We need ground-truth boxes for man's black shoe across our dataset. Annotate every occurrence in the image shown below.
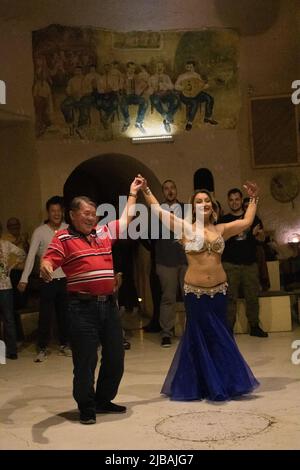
[80,413,96,425]
[163,119,171,133]
[123,339,131,350]
[101,117,109,130]
[135,122,146,134]
[6,353,18,360]
[250,326,268,337]
[121,122,130,133]
[204,118,218,125]
[185,122,192,131]
[96,402,127,414]
[161,337,171,348]
[75,128,84,139]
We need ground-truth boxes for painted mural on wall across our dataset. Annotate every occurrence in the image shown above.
[32,25,240,141]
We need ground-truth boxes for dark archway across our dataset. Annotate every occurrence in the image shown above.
[63,153,162,320]
[193,168,215,193]
[214,0,280,36]
[63,153,162,213]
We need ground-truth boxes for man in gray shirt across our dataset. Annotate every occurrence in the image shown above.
[18,196,71,361]
[155,180,187,347]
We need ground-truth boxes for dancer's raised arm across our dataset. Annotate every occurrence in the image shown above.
[138,174,193,239]
[118,175,144,232]
[218,181,260,240]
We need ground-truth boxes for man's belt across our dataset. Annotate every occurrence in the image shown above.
[69,292,113,302]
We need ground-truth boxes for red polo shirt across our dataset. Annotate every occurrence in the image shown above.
[43,221,119,295]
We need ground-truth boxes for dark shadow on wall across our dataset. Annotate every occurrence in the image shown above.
[214,0,281,36]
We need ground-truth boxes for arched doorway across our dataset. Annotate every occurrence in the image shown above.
[63,153,162,320]
[64,153,162,209]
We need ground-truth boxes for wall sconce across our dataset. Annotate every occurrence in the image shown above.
[288,233,300,256]
[131,135,174,144]
[288,233,300,244]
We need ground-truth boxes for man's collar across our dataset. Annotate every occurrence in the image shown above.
[230,210,244,216]
[68,225,97,237]
[164,199,179,206]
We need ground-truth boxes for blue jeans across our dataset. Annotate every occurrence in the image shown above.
[38,279,69,349]
[61,96,89,128]
[120,94,148,124]
[68,297,124,415]
[180,91,214,122]
[93,91,119,121]
[0,289,17,355]
[150,92,180,123]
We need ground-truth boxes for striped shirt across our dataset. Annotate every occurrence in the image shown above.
[43,221,119,295]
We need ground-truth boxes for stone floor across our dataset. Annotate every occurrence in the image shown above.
[0,314,300,450]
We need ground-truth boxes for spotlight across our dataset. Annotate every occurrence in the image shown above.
[131,135,174,144]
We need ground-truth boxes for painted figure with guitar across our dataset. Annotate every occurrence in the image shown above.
[175,60,218,131]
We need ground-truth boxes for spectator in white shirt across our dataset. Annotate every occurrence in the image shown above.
[18,196,71,362]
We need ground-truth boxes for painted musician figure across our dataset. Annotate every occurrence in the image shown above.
[119,61,149,135]
[175,60,218,131]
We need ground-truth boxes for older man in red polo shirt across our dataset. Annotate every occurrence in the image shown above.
[41,176,143,424]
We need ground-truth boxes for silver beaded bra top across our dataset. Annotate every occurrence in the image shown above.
[184,234,225,255]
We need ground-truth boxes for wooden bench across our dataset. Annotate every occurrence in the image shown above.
[234,291,292,334]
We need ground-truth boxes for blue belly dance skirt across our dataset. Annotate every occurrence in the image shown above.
[161,282,259,401]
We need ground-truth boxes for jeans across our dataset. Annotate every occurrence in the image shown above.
[10,269,27,340]
[0,289,17,355]
[68,297,124,415]
[93,91,119,121]
[180,91,214,121]
[156,264,187,338]
[119,94,148,124]
[38,279,69,349]
[61,96,89,128]
[150,92,180,122]
[223,262,260,329]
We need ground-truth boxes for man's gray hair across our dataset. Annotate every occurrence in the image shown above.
[70,196,97,211]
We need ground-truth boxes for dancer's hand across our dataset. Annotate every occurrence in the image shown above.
[243,181,259,198]
[130,176,144,194]
[137,174,148,191]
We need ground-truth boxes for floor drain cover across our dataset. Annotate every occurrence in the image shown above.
[156,410,272,442]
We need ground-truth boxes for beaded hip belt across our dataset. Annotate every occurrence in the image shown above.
[184,282,228,299]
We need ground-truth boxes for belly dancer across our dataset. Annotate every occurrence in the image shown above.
[139,176,259,401]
